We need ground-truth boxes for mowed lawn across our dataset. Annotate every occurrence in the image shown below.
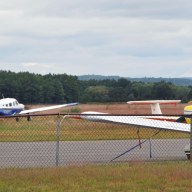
[0,161,191,192]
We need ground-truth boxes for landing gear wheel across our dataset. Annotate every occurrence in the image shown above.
[27,115,32,121]
[186,154,190,160]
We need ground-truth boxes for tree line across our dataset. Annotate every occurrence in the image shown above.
[0,70,192,104]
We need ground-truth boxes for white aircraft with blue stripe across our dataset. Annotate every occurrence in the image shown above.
[0,97,78,116]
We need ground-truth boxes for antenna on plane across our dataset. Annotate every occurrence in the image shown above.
[2,94,4,98]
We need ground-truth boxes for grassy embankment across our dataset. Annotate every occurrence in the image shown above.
[0,161,191,192]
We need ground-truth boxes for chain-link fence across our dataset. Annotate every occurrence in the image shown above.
[0,114,191,168]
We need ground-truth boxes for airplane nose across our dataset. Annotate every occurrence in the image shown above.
[20,104,25,110]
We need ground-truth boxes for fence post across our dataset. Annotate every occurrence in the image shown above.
[190,116,192,162]
[56,115,61,166]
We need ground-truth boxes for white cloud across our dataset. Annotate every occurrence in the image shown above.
[0,0,192,77]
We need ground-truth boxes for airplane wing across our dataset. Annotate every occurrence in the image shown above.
[19,102,78,114]
[79,112,190,133]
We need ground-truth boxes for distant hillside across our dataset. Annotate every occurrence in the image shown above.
[128,77,192,86]
[78,75,120,81]
[78,75,192,86]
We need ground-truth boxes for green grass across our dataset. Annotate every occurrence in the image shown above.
[0,161,191,192]
[0,116,189,142]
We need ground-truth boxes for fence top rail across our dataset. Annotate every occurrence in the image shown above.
[0,113,192,119]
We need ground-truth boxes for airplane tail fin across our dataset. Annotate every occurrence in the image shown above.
[150,103,162,114]
[127,100,181,115]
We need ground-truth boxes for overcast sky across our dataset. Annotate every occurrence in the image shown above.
[0,0,192,77]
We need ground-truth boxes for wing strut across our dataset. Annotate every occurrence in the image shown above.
[137,128,141,148]
[110,130,161,162]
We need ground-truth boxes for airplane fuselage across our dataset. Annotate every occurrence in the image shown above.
[0,98,24,116]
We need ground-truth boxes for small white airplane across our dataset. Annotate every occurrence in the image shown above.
[0,97,78,116]
[76,100,191,159]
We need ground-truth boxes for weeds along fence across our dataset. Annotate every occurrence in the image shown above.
[0,113,191,168]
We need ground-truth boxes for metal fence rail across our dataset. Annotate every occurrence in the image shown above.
[0,114,191,168]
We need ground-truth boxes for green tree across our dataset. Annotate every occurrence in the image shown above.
[152,81,175,99]
[82,85,109,102]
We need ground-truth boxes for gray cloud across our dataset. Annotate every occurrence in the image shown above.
[0,0,192,77]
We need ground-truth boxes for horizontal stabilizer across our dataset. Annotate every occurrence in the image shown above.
[127,100,181,114]
[127,100,181,105]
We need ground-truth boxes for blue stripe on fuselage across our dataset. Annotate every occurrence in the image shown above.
[0,108,23,116]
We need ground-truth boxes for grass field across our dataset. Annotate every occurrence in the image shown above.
[0,115,189,142]
[0,161,191,192]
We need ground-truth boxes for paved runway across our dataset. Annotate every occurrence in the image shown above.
[0,139,189,168]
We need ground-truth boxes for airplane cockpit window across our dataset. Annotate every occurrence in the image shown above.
[9,103,12,107]
[16,101,19,105]
[6,104,8,107]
